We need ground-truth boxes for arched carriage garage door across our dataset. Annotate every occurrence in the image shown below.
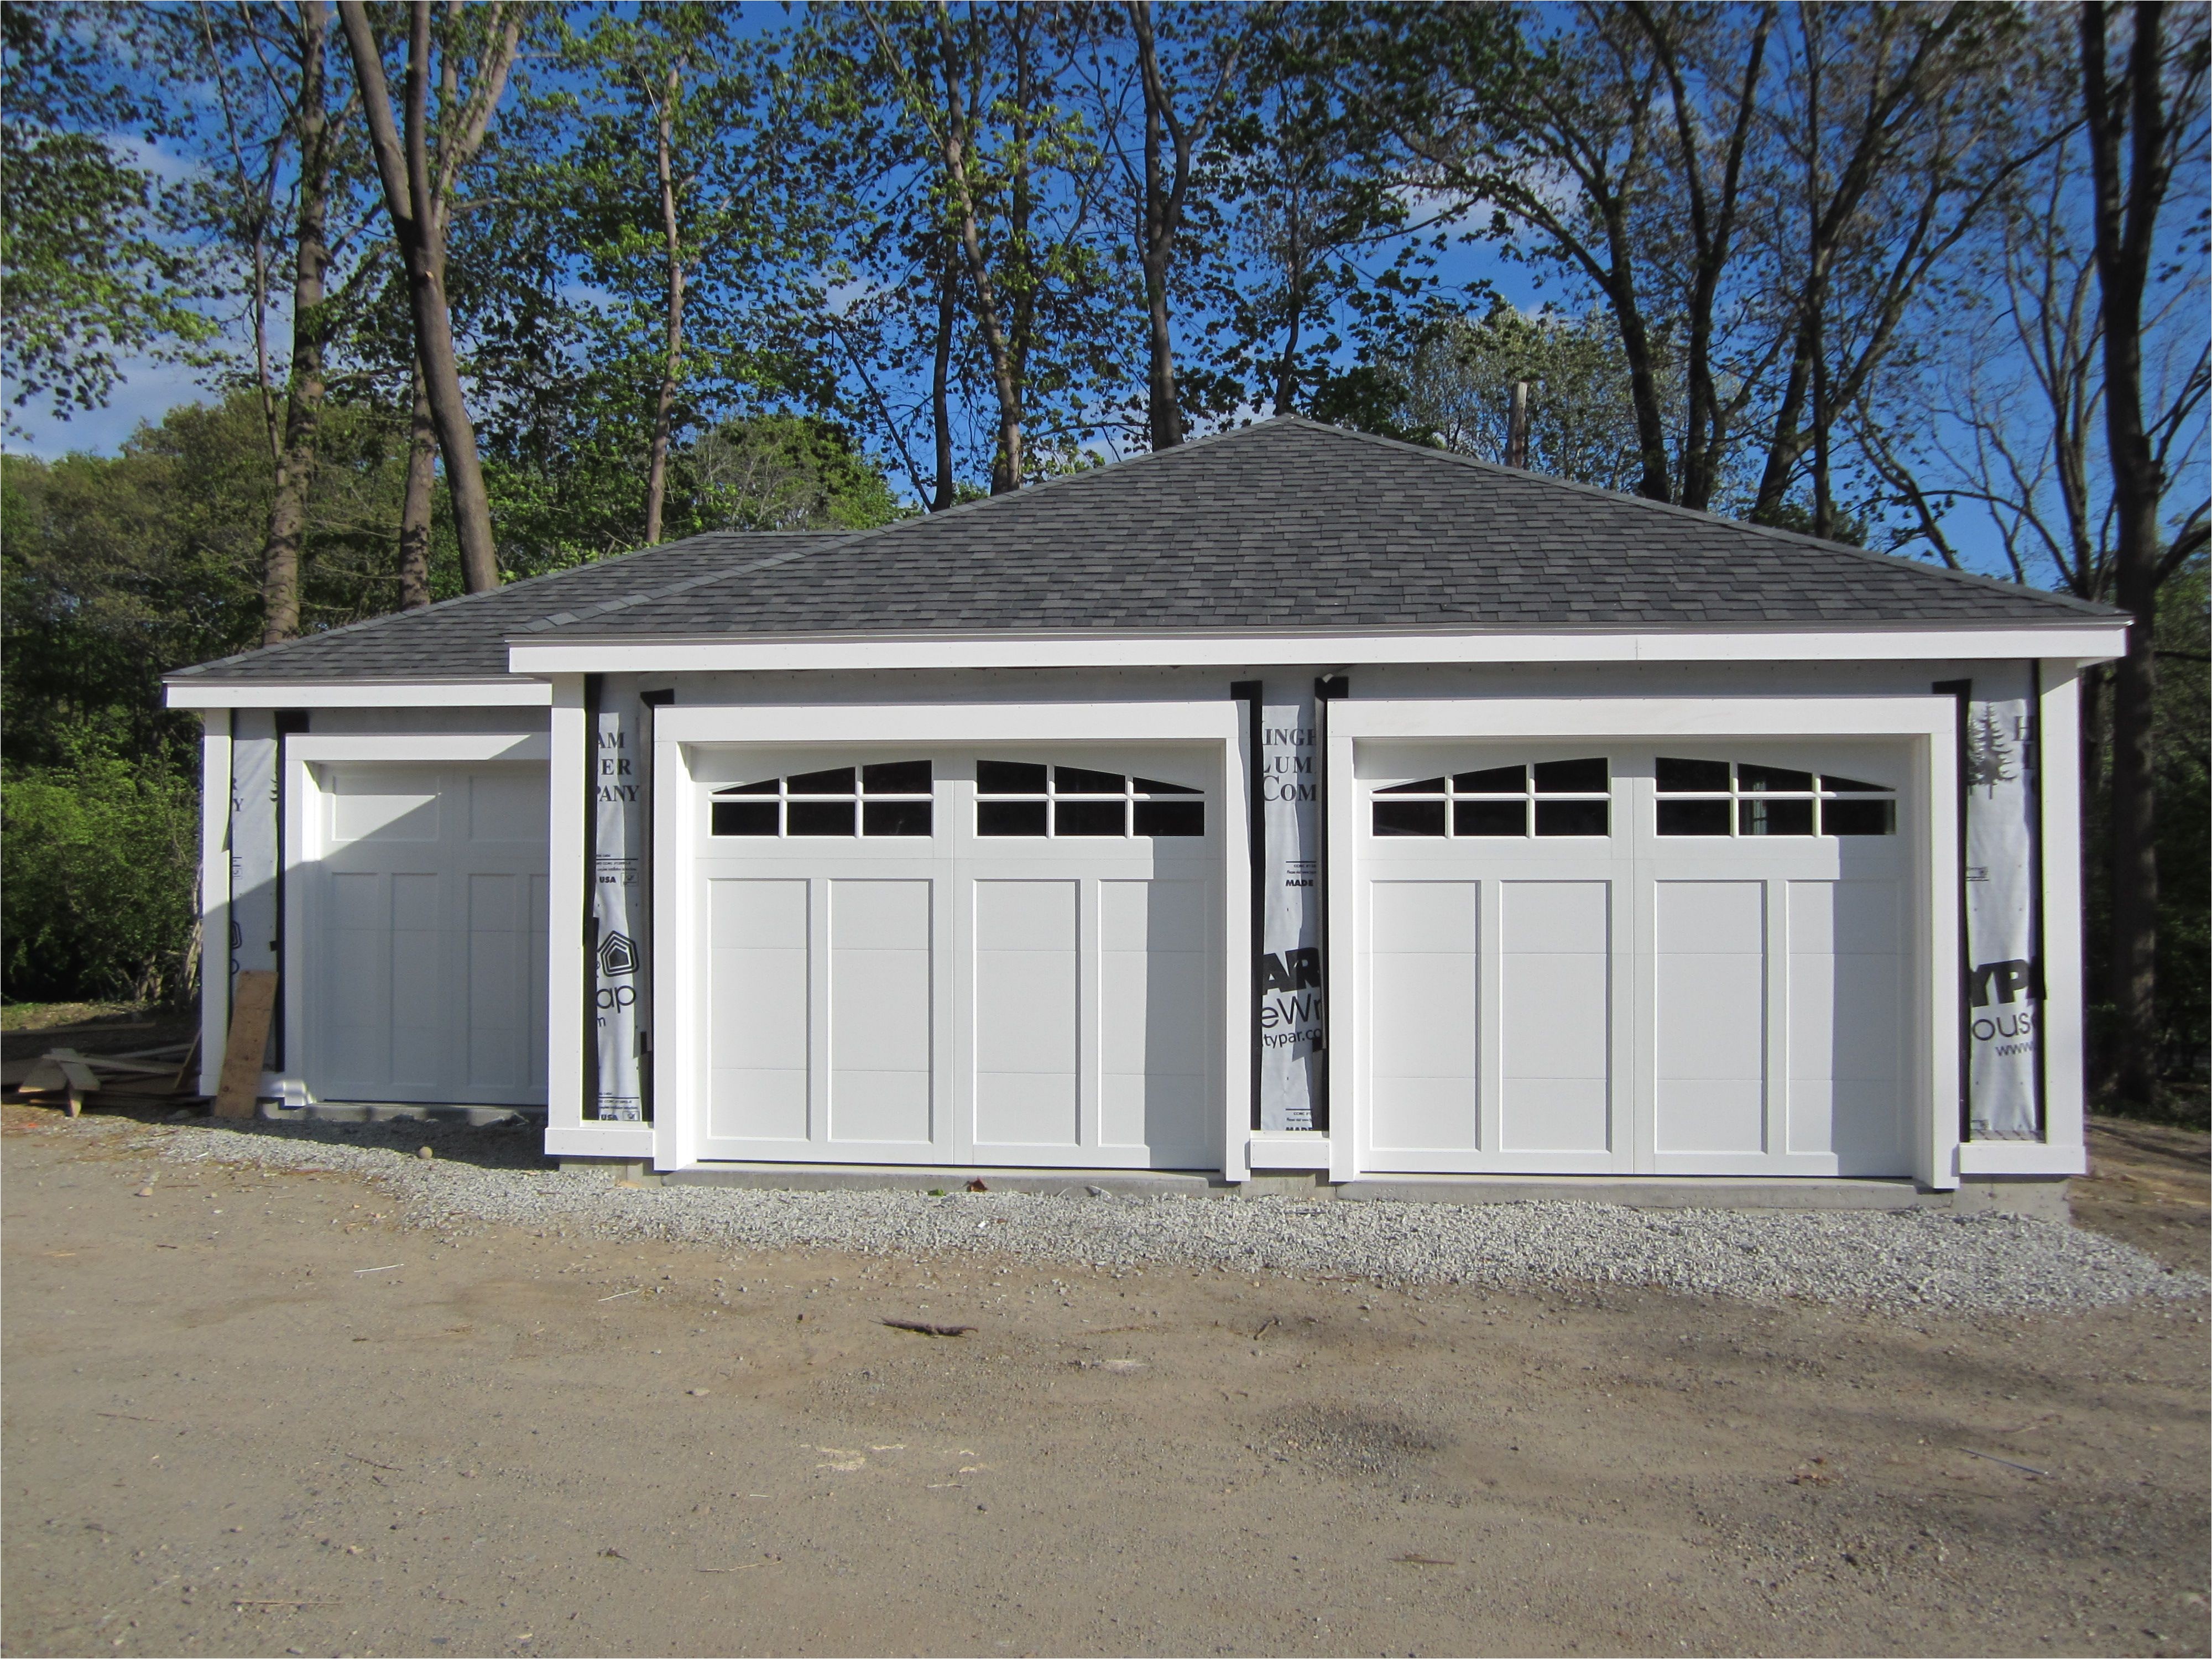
[691,749,1224,1170]
[1355,743,1914,1177]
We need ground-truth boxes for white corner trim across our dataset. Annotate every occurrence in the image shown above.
[285,732,549,764]
[165,679,553,711]
[1249,1132,1332,1170]
[197,714,233,1098]
[507,625,2126,677]
[1957,1141,2086,1177]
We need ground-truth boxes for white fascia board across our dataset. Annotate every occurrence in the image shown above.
[506,625,2125,677]
[655,698,1240,745]
[286,732,550,763]
[164,678,553,711]
[1331,693,1953,740]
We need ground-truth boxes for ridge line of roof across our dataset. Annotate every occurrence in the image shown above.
[1287,418,2118,619]
[165,531,844,679]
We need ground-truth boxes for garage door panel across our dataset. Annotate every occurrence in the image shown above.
[830,1070,933,1145]
[1501,879,1609,950]
[388,872,445,1089]
[1100,877,1207,953]
[325,870,392,1084]
[1657,1079,1764,1154]
[976,1073,1078,1147]
[1788,1079,1905,1171]
[1369,950,1477,1079]
[1370,877,1480,953]
[711,1067,807,1142]
[1372,1074,1478,1152]
[708,877,812,1140]
[330,768,440,842]
[1498,1078,1610,1152]
[466,872,533,1089]
[1499,954,1608,1079]
[1789,877,1901,956]
[469,770,546,842]
[1102,945,1207,1077]
[1101,1073,1208,1160]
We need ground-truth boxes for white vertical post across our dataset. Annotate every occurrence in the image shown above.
[198,711,233,1098]
[2037,662,2086,1157]
[651,724,696,1171]
[1220,726,1253,1182]
[1922,723,1963,1190]
[546,675,588,1140]
[1326,726,1359,1184]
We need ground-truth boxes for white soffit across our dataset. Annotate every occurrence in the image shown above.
[165,679,554,711]
[506,626,2126,677]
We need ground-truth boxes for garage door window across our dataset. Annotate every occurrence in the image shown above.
[1655,758,1896,837]
[975,761,1205,838]
[712,762,934,838]
[1372,758,1611,838]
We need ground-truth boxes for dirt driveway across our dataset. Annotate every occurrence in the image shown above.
[3,1106,2205,1659]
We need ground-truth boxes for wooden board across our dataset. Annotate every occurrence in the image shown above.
[213,971,278,1120]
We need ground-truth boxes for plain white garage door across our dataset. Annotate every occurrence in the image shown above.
[305,763,550,1105]
[692,749,1222,1169]
[1357,743,1913,1177]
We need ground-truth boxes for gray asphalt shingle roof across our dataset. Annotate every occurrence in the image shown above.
[166,532,846,682]
[173,419,2111,684]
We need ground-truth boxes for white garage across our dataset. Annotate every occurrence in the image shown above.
[169,417,2116,1207]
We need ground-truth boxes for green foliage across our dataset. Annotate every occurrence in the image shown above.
[0,4,214,431]
[2,735,201,1005]
[684,415,902,533]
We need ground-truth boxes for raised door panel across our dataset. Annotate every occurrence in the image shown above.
[1098,878,1209,1160]
[973,879,1079,1149]
[1497,880,1611,1154]
[707,878,810,1142]
[465,872,534,1091]
[1367,880,1480,1154]
[1652,879,1767,1156]
[1786,878,1907,1173]
[827,879,934,1145]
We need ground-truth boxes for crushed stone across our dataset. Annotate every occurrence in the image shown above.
[88,1115,2211,1314]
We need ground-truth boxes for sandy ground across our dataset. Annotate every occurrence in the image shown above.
[3,1105,2205,1659]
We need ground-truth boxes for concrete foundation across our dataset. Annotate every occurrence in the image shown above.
[255,1101,535,1129]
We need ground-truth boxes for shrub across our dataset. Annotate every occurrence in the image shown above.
[2,744,199,1005]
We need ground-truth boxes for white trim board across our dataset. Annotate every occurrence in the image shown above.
[166,679,553,711]
[510,626,2125,677]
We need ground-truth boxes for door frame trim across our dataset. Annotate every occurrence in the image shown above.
[1326,696,1960,1188]
[652,699,1253,1177]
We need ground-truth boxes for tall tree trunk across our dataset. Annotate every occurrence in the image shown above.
[929,231,957,512]
[643,64,685,548]
[925,6,1024,494]
[1128,0,1225,451]
[338,0,513,594]
[2081,0,2174,1110]
[398,363,436,609]
[258,0,334,647]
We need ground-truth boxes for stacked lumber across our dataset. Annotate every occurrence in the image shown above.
[13,1040,200,1117]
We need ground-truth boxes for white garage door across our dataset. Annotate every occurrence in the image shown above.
[305,764,549,1105]
[1357,744,1912,1177]
[692,750,1222,1169]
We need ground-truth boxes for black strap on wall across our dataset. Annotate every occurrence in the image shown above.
[1311,674,1349,1134]
[1230,679,1263,1132]
[1932,678,1973,1140]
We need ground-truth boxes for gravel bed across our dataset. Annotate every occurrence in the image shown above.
[124,1118,2206,1314]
